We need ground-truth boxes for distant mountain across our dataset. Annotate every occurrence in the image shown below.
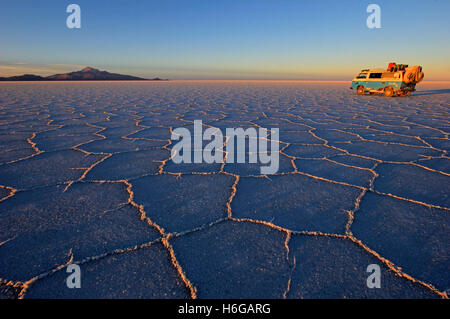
[0,74,45,81]
[0,67,166,81]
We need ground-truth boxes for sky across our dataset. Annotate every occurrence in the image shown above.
[1,0,449,80]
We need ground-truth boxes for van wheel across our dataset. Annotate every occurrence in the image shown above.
[357,86,365,95]
[384,86,394,97]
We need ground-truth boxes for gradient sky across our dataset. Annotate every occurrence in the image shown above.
[1,0,449,80]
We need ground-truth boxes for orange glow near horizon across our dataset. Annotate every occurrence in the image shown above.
[1,62,449,81]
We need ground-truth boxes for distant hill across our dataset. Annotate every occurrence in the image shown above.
[0,74,45,81]
[0,67,166,81]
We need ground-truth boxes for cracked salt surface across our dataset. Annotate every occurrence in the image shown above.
[0,81,448,299]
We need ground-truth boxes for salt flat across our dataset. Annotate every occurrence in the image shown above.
[0,81,448,299]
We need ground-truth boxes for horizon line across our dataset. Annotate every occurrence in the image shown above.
[1,79,450,83]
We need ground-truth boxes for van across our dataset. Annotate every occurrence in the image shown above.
[351,65,423,97]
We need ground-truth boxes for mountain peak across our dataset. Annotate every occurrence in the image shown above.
[81,67,99,72]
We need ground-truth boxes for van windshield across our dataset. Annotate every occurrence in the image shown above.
[356,73,367,79]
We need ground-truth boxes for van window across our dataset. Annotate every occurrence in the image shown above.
[382,72,395,78]
[369,73,382,79]
[356,73,367,79]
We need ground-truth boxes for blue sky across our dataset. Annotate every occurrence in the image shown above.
[1,0,449,79]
